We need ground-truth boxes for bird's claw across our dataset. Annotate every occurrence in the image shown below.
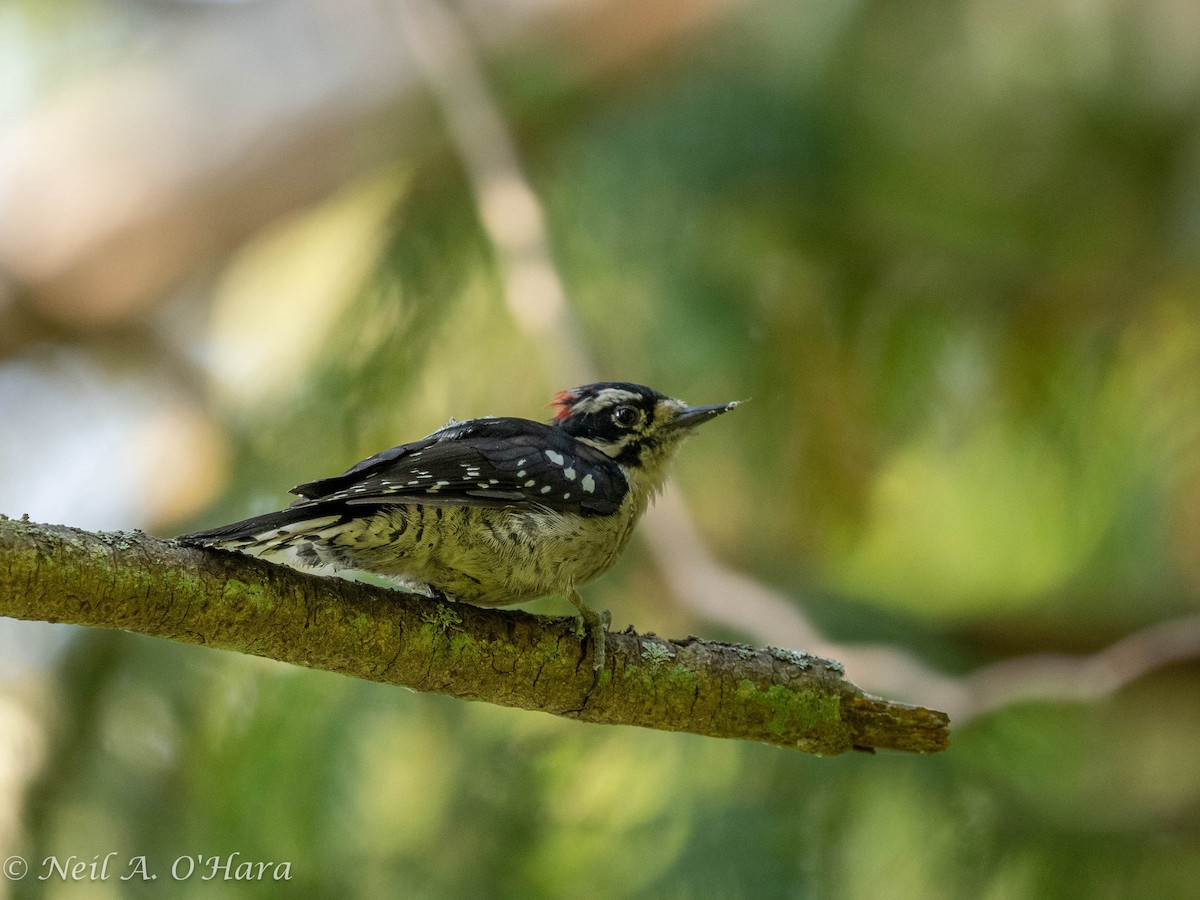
[569,591,609,672]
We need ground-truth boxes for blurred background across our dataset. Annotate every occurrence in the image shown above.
[3,0,1200,896]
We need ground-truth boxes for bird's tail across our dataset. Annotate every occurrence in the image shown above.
[177,508,348,560]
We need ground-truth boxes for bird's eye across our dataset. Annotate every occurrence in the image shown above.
[612,405,640,428]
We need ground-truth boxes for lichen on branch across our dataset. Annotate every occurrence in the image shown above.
[0,517,949,755]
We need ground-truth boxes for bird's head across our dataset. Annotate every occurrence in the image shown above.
[549,382,738,491]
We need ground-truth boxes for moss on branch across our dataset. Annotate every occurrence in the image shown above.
[0,517,948,754]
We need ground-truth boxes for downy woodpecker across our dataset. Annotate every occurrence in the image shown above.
[179,382,738,671]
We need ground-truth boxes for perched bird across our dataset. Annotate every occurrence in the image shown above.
[179,382,737,670]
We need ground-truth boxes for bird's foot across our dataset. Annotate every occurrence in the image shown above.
[426,585,453,603]
[568,590,610,672]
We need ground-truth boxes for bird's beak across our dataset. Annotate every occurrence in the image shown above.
[667,400,740,430]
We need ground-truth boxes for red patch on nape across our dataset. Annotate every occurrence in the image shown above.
[548,389,577,421]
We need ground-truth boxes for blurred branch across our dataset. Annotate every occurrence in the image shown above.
[955,614,1200,720]
[0,517,948,755]
[399,0,598,379]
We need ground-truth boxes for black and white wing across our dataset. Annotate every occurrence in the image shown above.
[287,417,626,517]
[179,417,626,548]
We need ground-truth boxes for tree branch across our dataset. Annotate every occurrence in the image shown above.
[0,517,948,755]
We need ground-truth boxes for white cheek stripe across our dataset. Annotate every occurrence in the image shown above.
[577,432,638,458]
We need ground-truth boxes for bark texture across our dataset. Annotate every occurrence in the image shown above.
[0,517,948,754]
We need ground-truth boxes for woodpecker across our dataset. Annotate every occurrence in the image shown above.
[179,382,737,671]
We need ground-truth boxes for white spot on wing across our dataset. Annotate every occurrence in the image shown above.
[540,485,552,494]
[563,467,576,480]
[544,450,565,466]
[581,474,596,494]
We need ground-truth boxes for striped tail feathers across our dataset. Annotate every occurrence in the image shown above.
[177,508,346,554]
